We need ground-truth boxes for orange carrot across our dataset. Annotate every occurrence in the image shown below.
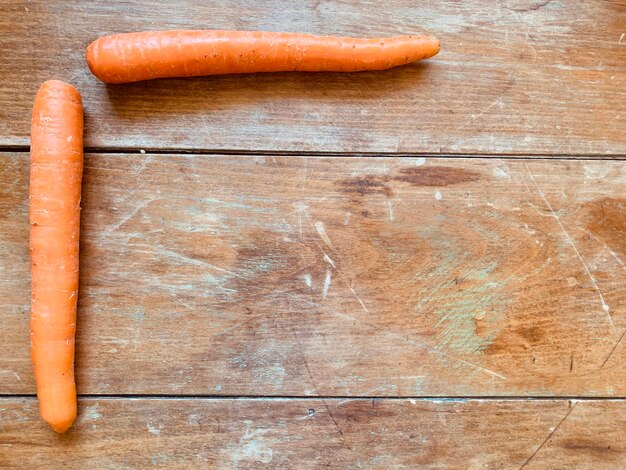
[30,80,83,433]
[86,30,440,84]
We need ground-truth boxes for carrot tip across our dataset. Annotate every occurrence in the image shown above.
[48,417,75,434]
[36,80,83,106]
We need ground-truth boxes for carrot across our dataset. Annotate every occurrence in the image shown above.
[86,30,440,84]
[30,80,83,433]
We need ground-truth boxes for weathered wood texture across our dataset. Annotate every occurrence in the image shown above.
[1,398,624,469]
[1,0,624,154]
[2,154,624,395]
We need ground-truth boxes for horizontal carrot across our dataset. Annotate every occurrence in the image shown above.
[30,80,83,433]
[86,30,440,84]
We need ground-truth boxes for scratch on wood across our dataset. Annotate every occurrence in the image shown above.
[524,163,617,336]
[153,246,240,277]
[301,207,334,267]
[599,329,626,370]
[320,401,352,454]
[303,203,374,316]
[332,310,507,381]
[290,326,349,449]
[290,326,319,395]
[301,157,308,195]
[208,322,248,342]
[519,402,577,469]
[296,160,309,241]
[96,197,160,242]
[457,96,505,132]
[131,154,154,176]
[521,171,534,195]
[570,225,625,271]
[349,286,369,314]
[507,0,553,12]
[200,115,210,137]
[324,403,344,437]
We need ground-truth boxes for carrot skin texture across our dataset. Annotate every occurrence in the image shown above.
[86,30,441,84]
[30,80,83,433]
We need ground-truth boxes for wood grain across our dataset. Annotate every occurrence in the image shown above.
[1,153,624,396]
[1,398,624,469]
[1,0,624,154]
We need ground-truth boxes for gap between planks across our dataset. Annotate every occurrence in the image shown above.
[1,146,626,160]
[2,395,625,401]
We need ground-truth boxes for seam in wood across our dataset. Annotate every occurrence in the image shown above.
[2,395,626,400]
[3,146,626,160]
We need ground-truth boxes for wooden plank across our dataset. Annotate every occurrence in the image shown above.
[1,0,624,154]
[1,153,624,395]
[1,398,624,469]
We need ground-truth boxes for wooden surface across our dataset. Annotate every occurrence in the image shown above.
[1,154,625,397]
[1,0,626,468]
[2,398,625,469]
[0,0,625,154]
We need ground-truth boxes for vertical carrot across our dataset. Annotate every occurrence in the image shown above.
[30,80,83,433]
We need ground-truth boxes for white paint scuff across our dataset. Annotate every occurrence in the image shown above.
[147,422,161,436]
[231,423,275,469]
[84,404,102,421]
[323,253,336,268]
[434,191,442,201]
[584,164,611,180]
[493,166,510,180]
[314,221,333,249]
[322,268,332,299]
